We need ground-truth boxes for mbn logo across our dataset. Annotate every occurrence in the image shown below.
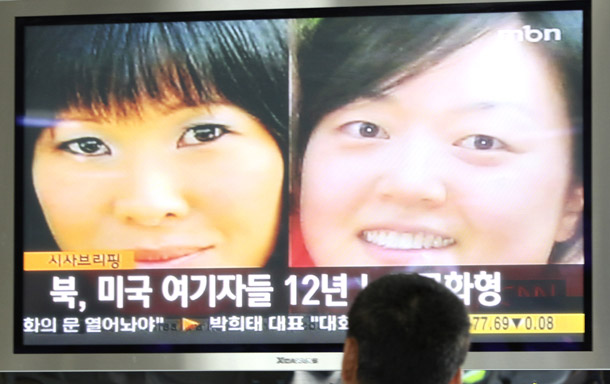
[498,25,562,42]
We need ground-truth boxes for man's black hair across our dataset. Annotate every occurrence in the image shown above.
[347,274,470,384]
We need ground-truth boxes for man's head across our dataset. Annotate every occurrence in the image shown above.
[342,274,470,384]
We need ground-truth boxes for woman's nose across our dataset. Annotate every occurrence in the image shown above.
[376,136,448,207]
[113,158,190,226]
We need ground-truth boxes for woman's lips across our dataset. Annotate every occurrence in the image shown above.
[134,247,211,262]
[360,230,455,250]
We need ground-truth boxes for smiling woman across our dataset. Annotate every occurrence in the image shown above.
[294,11,584,266]
[23,20,288,268]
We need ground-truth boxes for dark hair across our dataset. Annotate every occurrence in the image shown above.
[347,273,470,384]
[25,19,288,143]
[22,19,289,258]
[297,11,584,262]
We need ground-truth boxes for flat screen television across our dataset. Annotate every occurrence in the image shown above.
[0,0,608,372]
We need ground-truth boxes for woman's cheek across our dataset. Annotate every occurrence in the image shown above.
[182,141,283,266]
[450,157,565,264]
[300,142,379,266]
[302,149,360,232]
[34,158,116,250]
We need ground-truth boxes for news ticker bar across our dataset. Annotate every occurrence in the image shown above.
[469,313,584,334]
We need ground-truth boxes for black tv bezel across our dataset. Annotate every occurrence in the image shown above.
[13,0,592,355]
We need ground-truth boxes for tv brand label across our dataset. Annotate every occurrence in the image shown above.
[276,357,319,364]
[498,25,562,42]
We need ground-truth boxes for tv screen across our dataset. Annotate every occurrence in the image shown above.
[1,0,608,372]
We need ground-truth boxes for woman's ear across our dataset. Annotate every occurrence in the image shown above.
[341,337,359,384]
[555,185,584,242]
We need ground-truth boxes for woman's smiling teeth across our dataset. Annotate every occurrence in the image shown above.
[362,230,456,250]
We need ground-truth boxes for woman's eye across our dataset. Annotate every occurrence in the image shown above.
[455,134,506,150]
[178,124,228,147]
[340,121,389,139]
[58,137,111,156]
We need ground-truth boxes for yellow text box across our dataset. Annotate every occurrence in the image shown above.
[469,313,584,334]
[24,251,135,271]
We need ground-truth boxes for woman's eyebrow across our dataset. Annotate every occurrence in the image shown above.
[364,94,538,118]
[40,118,94,140]
[456,101,533,113]
[449,101,539,123]
[452,102,576,141]
[59,116,97,124]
